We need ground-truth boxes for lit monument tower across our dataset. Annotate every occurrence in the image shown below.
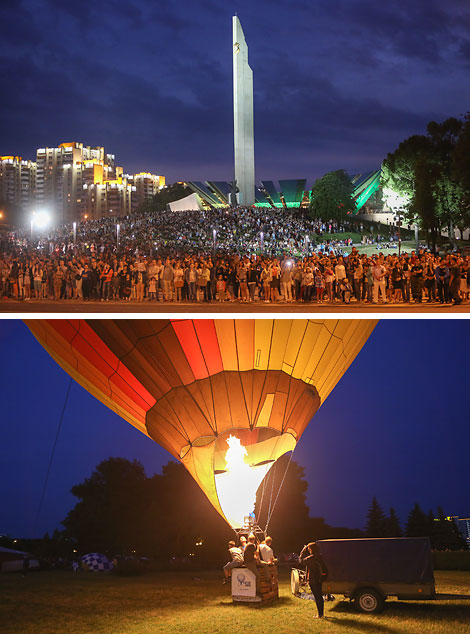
[233,16,255,206]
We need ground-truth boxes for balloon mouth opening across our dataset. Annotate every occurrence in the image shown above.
[180,427,296,529]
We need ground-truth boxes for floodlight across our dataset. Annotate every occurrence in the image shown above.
[33,210,51,229]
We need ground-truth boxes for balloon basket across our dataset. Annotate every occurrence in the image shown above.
[231,564,279,604]
[258,564,279,602]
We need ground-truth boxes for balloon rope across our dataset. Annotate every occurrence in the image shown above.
[265,461,277,533]
[258,464,270,526]
[34,377,73,536]
[265,450,295,534]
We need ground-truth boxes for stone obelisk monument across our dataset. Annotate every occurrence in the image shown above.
[233,16,255,206]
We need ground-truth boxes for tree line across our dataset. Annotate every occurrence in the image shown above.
[27,456,360,563]
[8,458,464,564]
[366,496,466,550]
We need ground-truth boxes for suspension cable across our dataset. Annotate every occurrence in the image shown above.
[34,377,73,535]
[265,449,295,534]
[257,462,270,527]
[264,460,277,533]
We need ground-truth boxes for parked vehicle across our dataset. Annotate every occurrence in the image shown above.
[291,537,470,613]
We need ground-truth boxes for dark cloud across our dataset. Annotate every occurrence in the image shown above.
[1,0,469,182]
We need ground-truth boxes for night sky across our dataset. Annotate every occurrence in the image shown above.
[1,1,469,183]
[0,319,468,539]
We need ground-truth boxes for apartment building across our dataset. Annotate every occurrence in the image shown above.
[35,142,117,224]
[128,172,166,208]
[1,141,165,225]
[0,156,36,218]
[84,178,135,219]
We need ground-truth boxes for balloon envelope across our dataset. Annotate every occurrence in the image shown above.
[26,319,377,527]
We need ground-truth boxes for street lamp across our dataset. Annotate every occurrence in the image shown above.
[73,221,77,245]
[212,228,217,253]
[116,223,120,249]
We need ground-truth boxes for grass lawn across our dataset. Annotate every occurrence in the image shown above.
[1,569,470,634]
[353,240,417,256]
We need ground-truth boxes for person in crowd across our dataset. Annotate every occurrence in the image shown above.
[372,257,387,304]
[410,257,424,303]
[173,262,184,301]
[243,534,264,594]
[148,276,157,301]
[216,275,226,301]
[259,536,277,564]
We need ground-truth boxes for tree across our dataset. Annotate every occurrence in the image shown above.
[309,170,355,220]
[141,461,232,563]
[405,503,430,537]
[62,457,232,563]
[62,457,149,554]
[382,117,469,248]
[451,113,470,237]
[365,497,387,537]
[383,507,402,537]
[136,183,191,213]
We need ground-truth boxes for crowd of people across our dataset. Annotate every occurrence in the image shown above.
[3,206,356,258]
[0,208,468,306]
[0,248,467,306]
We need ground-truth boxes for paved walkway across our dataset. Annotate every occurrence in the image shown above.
[1,298,469,313]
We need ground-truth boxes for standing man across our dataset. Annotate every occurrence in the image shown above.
[449,256,462,305]
[410,258,424,303]
[372,257,387,304]
[299,542,328,619]
[334,256,346,300]
[280,262,293,302]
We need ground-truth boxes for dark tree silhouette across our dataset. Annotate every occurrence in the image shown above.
[384,507,402,537]
[406,503,430,537]
[365,497,387,537]
[62,457,149,554]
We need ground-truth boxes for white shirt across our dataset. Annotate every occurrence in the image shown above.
[259,543,274,563]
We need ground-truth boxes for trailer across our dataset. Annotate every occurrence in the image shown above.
[291,537,470,613]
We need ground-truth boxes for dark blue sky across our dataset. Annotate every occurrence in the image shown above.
[1,0,469,183]
[0,319,468,539]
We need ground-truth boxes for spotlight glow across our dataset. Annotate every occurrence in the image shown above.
[382,187,410,211]
[33,210,51,229]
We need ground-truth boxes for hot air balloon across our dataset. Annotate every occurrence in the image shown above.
[26,319,376,529]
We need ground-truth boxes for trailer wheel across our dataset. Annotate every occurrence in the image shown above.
[354,588,384,613]
[290,569,300,595]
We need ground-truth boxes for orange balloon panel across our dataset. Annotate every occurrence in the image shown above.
[26,319,377,525]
